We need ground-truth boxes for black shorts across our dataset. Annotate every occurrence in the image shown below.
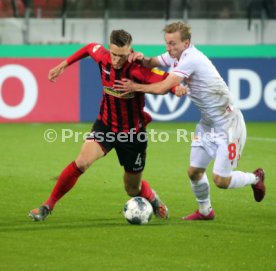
[87,120,147,173]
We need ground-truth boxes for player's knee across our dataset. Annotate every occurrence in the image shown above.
[188,167,204,181]
[212,174,229,189]
[75,157,92,172]
[125,185,140,197]
[126,190,139,197]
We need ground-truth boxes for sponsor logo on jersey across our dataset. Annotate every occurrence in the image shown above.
[103,86,135,99]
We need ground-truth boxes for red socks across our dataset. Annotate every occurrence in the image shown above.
[139,180,155,202]
[44,165,154,210]
[44,161,83,210]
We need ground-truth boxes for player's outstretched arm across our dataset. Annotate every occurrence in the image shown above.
[48,60,69,82]
[114,73,183,95]
[48,44,92,83]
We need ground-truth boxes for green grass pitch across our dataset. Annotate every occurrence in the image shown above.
[0,122,276,271]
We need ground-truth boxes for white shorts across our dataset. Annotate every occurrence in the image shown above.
[190,110,246,177]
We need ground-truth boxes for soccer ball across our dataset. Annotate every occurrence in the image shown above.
[123,197,153,225]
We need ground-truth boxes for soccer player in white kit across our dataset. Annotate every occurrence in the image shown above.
[114,21,266,220]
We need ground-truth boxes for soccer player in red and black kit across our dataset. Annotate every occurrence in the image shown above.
[29,29,169,221]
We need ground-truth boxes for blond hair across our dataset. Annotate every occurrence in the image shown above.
[163,21,191,41]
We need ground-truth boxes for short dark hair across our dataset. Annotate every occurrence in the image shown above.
[110,29,132,47]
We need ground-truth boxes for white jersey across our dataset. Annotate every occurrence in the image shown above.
[158,45,235,125]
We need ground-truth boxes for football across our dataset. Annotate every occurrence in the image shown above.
[123,197,153,225]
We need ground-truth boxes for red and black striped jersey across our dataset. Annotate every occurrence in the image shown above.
[66,43,168,133]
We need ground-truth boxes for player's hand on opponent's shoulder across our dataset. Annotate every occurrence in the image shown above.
[172,85,189,97]
[128,52,144,63]
[48,60,68,82]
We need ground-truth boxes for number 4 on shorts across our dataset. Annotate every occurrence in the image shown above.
[135,153,142,166]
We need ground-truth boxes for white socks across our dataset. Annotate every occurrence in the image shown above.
[190,173,212,216]
[190,171,257,215]
[228,171,257,189]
